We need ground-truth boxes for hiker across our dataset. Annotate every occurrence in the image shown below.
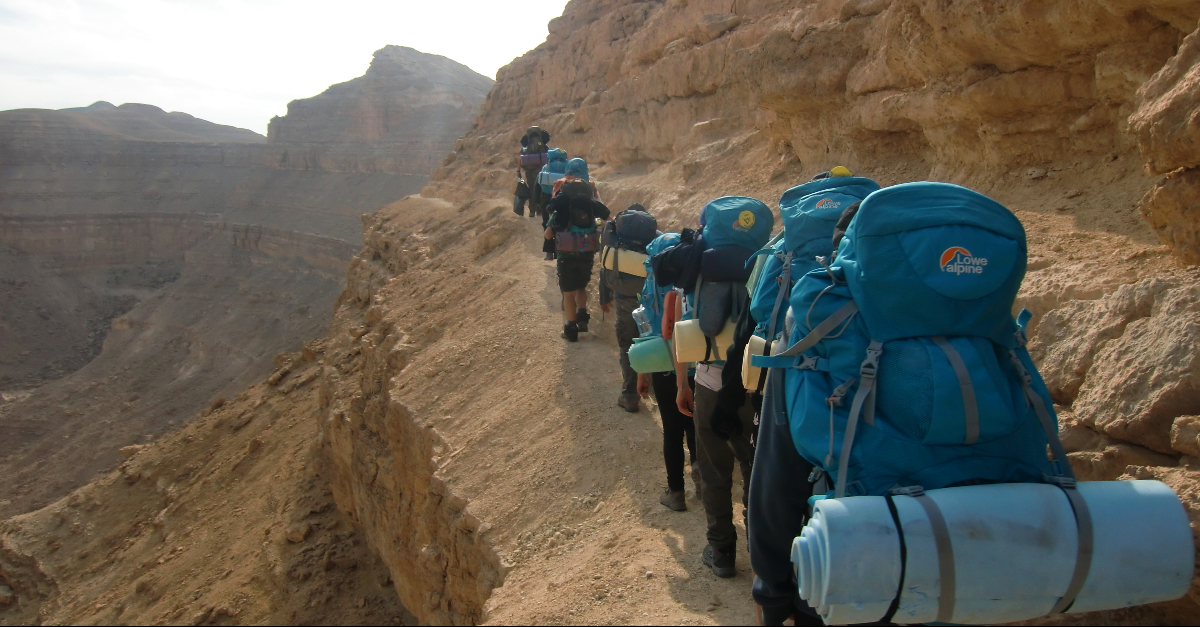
[746,182,1084,625]
[701,170,877,625]
[633,232,701,511]
[651,196,774,578]
[544,168,609,341]
[515,126,551,219]
[599,204,659,412]
[715,169,877,451]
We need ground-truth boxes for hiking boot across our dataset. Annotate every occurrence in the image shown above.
[575,309,590,333]
[544,252,555,261]
[659,489,686,512]
[691,465,703,500]
[617,394,640,413]
[562,322,579,342]
[702,544,736,579]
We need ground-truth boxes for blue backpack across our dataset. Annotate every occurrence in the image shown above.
[537,148,569,194]
[638,233,681,337]
[753,182,1073,499]
[748,176,881,346]
[689,197,774,344]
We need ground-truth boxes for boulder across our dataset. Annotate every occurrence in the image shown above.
[1071,284,1200,453]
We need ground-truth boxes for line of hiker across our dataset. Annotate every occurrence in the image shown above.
[513,130,1195,625]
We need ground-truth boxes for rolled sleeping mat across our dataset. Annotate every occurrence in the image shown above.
[740,334,774,390]
[673,318,735,363]
[628,336,675,374]
[791,481,1193,625]
[601,247,649,277]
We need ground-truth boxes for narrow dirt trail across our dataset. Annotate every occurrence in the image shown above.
[475,214,761,625]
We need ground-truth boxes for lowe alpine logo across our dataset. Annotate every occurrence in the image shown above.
[815,198,842,210]
[940,247,988,274]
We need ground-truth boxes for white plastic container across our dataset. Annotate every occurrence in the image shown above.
[792,481,1193,625]
[673,318,735,363]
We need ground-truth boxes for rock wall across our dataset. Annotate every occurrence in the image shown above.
[1132,24,1200,263]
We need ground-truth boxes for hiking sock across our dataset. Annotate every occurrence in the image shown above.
[576,309,590,333]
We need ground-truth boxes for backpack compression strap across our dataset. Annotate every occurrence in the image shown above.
[750,300,859,369]
[1007,345,1093,614]
[833,340,881,498]
[754,252,793,393]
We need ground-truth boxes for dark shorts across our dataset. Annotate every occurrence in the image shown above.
[556,252,594,292]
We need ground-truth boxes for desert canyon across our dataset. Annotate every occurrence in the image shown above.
[3,0,1200,626]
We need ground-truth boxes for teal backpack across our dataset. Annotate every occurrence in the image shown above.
[688,197,774,349]
[752,182,1073,499]
[537,148,569,194]
[748,176,881,353]
[637,232,682,337]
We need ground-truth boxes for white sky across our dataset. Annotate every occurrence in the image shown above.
[0,0,570,134]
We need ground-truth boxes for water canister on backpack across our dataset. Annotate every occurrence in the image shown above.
[632,305,653,336]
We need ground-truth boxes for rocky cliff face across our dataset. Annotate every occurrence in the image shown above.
[269,46,493,175]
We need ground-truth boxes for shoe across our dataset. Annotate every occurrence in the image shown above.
[702,544,736,579]
[617,394,640,413]
[561,322,578,342]
[544,252,555,261]
[659,489,686,512]
[691,465,703,500]
[575,309,590,333]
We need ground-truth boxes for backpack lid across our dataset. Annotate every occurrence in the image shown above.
[833,182,1027,345]
[614,208,658,252]
[778,176,881,256]
[699,196,774,252]
[565,158,590,181]
[547,147,567,162]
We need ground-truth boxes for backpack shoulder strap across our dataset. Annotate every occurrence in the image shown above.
[751,300,858,369]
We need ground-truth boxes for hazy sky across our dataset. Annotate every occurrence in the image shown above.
[0,0,570,134]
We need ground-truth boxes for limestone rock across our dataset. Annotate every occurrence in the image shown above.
[1130,22,1200,263]
[1071,284,1200,453]
[1138,168,1200,265]
[1030,278,1177,404]
[0,583,13,606]
[1172,416,1200,456]
[285,523,311,543]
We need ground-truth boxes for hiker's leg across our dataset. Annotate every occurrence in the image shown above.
[729,395,758,510]
[616,296,639,399]
[654,372,688,492]
[575,288,589,312]
[694,383,738,551]
[562,291,578,322]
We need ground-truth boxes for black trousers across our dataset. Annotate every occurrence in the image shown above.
[653,372,697,492]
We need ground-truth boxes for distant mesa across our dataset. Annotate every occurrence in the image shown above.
[267,45,493,174]
[1,99,265,143]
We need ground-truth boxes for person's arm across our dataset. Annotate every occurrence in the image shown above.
[712,297,755,439]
